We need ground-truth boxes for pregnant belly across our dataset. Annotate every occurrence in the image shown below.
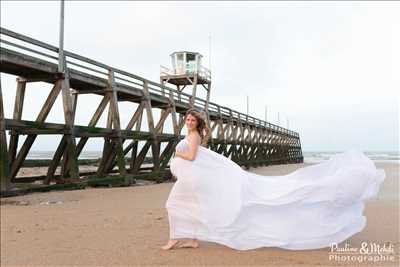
[170,157,181,177]
[170,156,193,179]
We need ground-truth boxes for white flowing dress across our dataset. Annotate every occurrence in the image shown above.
[165,137,386,250]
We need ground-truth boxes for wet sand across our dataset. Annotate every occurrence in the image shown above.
[1,161,399,266]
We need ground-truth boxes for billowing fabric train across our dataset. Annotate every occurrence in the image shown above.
[165,137,385,250]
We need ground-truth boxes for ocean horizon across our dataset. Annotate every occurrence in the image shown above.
[23,150,400,164]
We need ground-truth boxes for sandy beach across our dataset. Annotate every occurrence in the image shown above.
[1,161,399,266]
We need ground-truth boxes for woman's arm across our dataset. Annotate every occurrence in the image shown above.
[175,134,201,161]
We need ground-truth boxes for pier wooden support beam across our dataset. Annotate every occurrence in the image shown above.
[97,70,126,177]
[96,98,116,176]
[169,90,179,136]
[60,72,80,180]
[43,66,81,184]
[189,75,197,107]
[8,79,25,164]
[45,135,68,184]
[0,79,11,191]
[142,81,160,172]
[129,103,144,173]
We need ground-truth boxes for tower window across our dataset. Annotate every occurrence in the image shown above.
[186,53,196,62]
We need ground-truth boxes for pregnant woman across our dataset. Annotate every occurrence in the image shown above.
[161,108,385,250]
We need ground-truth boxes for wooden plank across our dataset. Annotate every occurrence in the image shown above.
[131,142,151,174]
[97,100,114,176]
[126,102,144,131]
[143,81,160,172]
[126,103,145,144]
[44,135,67,184]
[76,94,110,155]
[0,79,11,191]
[130,106,143,172]
[159,140,175,168]
[60,91,78,178]
[60,69,79,179]
[190,75,198,107]
[4,119,175,140]
[169,90,178,135]
[104,70,126,175]
[8,80,26,163]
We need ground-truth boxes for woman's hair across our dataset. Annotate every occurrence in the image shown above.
[184,108,211,146]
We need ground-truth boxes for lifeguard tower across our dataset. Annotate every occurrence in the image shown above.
[160,51,211,111]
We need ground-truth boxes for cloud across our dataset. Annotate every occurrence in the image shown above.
[1,1,398,152]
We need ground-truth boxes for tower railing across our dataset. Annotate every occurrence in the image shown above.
[160,64,211,82]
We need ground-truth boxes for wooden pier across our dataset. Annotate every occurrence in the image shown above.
[0,27,303,195]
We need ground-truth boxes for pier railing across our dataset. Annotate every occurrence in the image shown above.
[0,27,298,137]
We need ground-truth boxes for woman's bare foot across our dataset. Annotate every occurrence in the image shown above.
[161,239,180,250]
[177,239,199,248]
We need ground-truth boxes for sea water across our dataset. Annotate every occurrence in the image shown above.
[25,150,400,164]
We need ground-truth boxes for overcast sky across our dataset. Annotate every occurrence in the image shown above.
[1,1,399,152]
